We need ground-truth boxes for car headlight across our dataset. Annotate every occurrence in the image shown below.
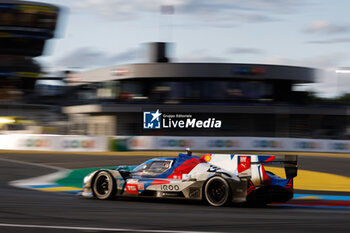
[83,173,93,184]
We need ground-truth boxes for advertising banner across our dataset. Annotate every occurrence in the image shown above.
[1,134,350,153]
[58,135,107,152]
[122,136,350,153]
[0,134,107,152]
[0,134,57,151]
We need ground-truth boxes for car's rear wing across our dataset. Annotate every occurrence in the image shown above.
[250,155,298,179]
[203,153,298,179]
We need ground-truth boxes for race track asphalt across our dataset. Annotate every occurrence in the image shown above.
[0,152,349,233]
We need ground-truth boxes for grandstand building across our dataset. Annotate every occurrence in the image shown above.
[63,43,349,139]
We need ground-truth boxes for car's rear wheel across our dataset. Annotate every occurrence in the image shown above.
[92,171,116,200]
[204,176,231,207]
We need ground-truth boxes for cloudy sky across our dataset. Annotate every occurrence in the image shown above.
[31,0,350,97]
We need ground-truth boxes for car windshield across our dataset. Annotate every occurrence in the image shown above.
[132,160,173,177]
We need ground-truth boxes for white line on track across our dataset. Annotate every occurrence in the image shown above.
[0,157,70,189]
[0,157,67,171]
[9,169,70,187]
[0,223,224,233]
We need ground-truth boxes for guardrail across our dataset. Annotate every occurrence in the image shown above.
[0,134,350,153]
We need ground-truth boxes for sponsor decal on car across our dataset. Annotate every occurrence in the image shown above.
[160,184,180,191]
[137,183,145,191]
[126,183,138,194]
[125,179,140,194]
[237,155,251,177]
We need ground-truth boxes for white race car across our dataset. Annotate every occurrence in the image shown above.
[81,150,297,206]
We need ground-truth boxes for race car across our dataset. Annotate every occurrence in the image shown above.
[81,150,298,206]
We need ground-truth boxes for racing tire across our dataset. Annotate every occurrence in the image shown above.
[204,176,231,207]
[92,171,116,200]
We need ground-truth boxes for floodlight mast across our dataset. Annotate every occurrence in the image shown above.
[159,5,174,42]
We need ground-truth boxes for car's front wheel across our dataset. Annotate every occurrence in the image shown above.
[92,171,116,200]
[204,176,231,207]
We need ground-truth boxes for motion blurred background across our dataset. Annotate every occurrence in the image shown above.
[1,3,349,232]
[1,0,350,153]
